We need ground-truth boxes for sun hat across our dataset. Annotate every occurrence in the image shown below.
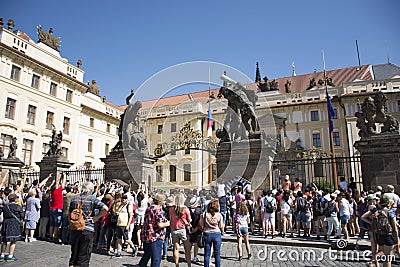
[165,196,174,207]
[152,193,166,202]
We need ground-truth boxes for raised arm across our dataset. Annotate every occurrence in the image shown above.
[39,173,53,188]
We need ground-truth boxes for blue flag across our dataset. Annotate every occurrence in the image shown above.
[326,89,336,133]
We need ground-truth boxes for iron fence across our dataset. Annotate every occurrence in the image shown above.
[7,170,40,185]
[62,168,105,185]
[272,156,362,192]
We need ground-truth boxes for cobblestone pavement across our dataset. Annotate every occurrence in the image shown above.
[5,240,400,267]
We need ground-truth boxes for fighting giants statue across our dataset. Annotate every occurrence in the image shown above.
[8,137,18,159]
[355,92,399,138]
[216,74,260,143]
[112,90,146,152]
[46,126,63,156]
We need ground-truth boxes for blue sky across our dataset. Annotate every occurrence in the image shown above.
[2,0,399,105]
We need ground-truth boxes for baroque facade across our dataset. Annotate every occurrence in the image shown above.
[0,20,122,171]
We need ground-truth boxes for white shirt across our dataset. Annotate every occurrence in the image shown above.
[385,192,400,208]
[262,196,276,213]
[217,183,225,198]
[281,198,292,215]
[340,198,350,216]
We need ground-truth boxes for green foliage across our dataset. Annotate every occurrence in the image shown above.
[313,179,334,192]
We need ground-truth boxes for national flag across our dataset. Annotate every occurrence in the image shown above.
[326,89,336,133]
[207,105,213,138]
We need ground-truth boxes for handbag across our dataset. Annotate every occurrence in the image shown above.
[196,213,206,248]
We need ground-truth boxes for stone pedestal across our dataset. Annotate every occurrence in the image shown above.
[354,134,400,193]
[36,156,73,182]
[101,150,155,191]
[0,158,24,184]
[216,139,276,191]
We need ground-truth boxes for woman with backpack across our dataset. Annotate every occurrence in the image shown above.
[280,190,293,238]
[362,195,399,267]
[325,193,341,241]
[114,194,136,257]
[235,201,252,261]
[262,190,276,238]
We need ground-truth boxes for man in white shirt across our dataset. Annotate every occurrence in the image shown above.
[384,185,400,209]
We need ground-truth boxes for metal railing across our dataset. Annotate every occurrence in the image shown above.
[62,168,105,185]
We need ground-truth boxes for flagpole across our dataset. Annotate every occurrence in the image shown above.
[322,50,338,190]
[208,68,213,185]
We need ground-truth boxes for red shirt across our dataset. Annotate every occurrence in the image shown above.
[50,186,63,210]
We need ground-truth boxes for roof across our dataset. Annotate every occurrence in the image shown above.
[138,64,373,109]
[372,63,400,80]
[105,101,126,112]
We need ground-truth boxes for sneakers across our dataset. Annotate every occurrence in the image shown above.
[29,238,37,242]
[192,256,199,263]
[248,254,253,260]
[7,256,18,262]
[115,252,122,258]
[238,256,243,261]
[0,255,5,262]
[132,245,138,257]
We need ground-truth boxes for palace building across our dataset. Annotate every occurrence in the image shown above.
[1,19,399,191]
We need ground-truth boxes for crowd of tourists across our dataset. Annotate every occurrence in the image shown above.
[0,171,399,267]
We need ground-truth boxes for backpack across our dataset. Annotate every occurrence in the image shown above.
[314,198,324,216]
[296,197,306,212]
[372,209,392,235]
[323,201,335,217]
[264,198,274,213]
[69,195,91,231]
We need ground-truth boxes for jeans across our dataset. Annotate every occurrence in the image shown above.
[204,232,222,267]
[326,216,341,237]
[61,216,70,244]
[69,230,94,267]
[139,238,163,267]
[98,225,108,246]
[162,234,169,257]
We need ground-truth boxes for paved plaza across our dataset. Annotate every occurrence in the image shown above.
[6,239,399,267]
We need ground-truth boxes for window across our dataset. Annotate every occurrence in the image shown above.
[171,123,177,133]
[21,139,33,166]
[66,89,73,103]
[62,147,68,159]
[332,108,338,119]
[63,117,70,135]
[90,118,94,128]
[333,132,340,146]
[88,139,93,152]
[156,165,163,182]
[49,82,57,97]
[31,74,40,89]
[45,111,54,130]
[26,105,36,125]
[0,134,12,158]
[169,165,176,182]
[42,143,50,157]
[310,111,319,121]
[157,125,163,134]
[312,133,321,147]
[10,65,21,81]
[185,149,190,155]
[106,124,111,133]
[5,98,16,119]
[105,143,109,155]
[184,164,191,181]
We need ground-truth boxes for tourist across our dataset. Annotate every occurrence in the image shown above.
[170,192,192,267]
[62,185,75,244]
[293,178,302,194]
[254,195,263,234]
[135,190,148,251]
[280,190,293,238]
[188,196,202,263]
[339,177,348,192]
[199,199,224,267]
[114,194,136,257]
[275,189,283,236]
[138,193,170,267]
[228,187,237,232]
[339,193,351,240]
[244,191,255,234]
[312,191,326,240]
[384,185,400,210]
[282,175,291,191]
[348,177,357,191]
[49,174,66,243]
[218,190,228,235]
[38,190,51,240]
[24,188,40,242]
[69,182,108,267]
[294,191,306,237]
[162,196,174,260]
[348,195,359,237]
[325,193,341,241]
[235,201,252,261]
[0,194,24,262]
[96,194,113,251]
[262,190,276,238]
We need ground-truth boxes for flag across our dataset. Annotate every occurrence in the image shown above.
[326,89,336,133]
[207,105,213,138]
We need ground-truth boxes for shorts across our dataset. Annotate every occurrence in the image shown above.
[263,212,275,228]
[25,220,37,230]
[239,227,248,236]
[340,215,350,224]
[171,228,188,243]
[281,213,292,224]
[375,233,397,246]
[49,209,62,228]
[116,226,129,240]
[189,230,201,243]
[135,214,144,226]
[298,212,311,228]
